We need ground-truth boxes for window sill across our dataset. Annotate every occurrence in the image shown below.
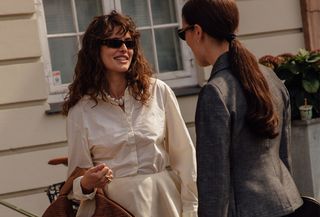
[45,101,63,115]
[172,85,201,97]
[45,92,65,115]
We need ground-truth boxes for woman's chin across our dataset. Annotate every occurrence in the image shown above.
[196,60,210,67]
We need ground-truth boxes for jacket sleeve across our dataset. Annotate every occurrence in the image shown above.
[279,89,292,172]
[196,84,231,217]
[164,85,198,217]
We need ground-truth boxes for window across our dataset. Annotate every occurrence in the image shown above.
[115,0,196,87]
[36,0,196,100]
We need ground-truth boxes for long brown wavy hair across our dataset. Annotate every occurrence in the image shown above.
[62,10,153,115]
[182,0,279,139]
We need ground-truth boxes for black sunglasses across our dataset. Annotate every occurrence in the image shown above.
[177,25,195,40]
[101,38,135,49]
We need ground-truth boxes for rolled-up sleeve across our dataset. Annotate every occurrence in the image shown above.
[67,106,95,200]
[164,85,198,217]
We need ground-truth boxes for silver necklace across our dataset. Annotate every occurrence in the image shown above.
[106,93,124,106]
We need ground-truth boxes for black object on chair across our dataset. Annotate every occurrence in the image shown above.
[289,196,320,217]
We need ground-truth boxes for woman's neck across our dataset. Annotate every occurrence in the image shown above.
[106,74,127,98]
[204,36,229,66]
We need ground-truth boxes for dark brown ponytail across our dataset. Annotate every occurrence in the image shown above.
[229,39,279,138]
[182,0,279,138]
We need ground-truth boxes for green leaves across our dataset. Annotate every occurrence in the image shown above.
[306,55,320,63]
[302,67,320,93]
[302,79,320,93]
[259,49,320,120]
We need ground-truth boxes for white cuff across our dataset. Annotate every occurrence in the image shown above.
[72,176,96,200]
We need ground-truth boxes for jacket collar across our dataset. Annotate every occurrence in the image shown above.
[208,52,231,82]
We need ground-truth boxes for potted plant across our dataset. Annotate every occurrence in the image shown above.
[259,49,320,120]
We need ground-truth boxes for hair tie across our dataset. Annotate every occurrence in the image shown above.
[226,34,236,43]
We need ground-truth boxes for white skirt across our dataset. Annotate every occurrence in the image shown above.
[76,170,182,217]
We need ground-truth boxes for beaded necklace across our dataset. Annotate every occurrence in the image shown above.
[106,93,125,106]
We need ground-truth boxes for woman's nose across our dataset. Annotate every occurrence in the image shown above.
[119,43,128,51]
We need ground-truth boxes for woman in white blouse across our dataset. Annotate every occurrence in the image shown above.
[62,10,198,217]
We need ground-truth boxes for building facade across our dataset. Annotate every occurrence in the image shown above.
[0,0,317,216]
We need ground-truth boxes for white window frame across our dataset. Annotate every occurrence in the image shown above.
[35,0,196,103]
[114,0,197,88]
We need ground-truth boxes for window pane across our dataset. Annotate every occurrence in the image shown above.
[155,28,183,73]
[120,0,150,26]
[48,37,78,84]
[140,30,155,70]
[151,0,177,25]
[43,0,75,34]
[76,0,103,32]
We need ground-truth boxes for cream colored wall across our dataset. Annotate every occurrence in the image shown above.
[0,0,66,216]
[0,0,305,216]
[201,0,305,82]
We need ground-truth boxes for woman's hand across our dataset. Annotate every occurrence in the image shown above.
[80,163,113,194]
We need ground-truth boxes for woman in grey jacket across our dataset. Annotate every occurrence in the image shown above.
[178,0,303,216]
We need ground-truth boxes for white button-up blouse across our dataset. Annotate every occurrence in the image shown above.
[67,78,197,214]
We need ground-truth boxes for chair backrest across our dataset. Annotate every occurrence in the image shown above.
[46,181,65,203]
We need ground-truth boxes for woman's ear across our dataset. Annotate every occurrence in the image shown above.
[193,24,203,42]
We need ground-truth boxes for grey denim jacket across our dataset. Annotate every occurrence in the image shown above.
[195,53,303,217]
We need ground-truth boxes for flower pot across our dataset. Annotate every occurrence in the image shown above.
[299,105,313,120]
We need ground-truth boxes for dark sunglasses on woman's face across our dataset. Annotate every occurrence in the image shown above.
[101,38,135,49]
[177,25,194,41]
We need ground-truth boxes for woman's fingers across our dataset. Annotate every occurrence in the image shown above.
[100,167,113,184]
[88,163,106,174]
[100,166,113,177]
[83,164,113,189]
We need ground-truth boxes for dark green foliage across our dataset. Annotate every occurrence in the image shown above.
[259,49,320,120]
